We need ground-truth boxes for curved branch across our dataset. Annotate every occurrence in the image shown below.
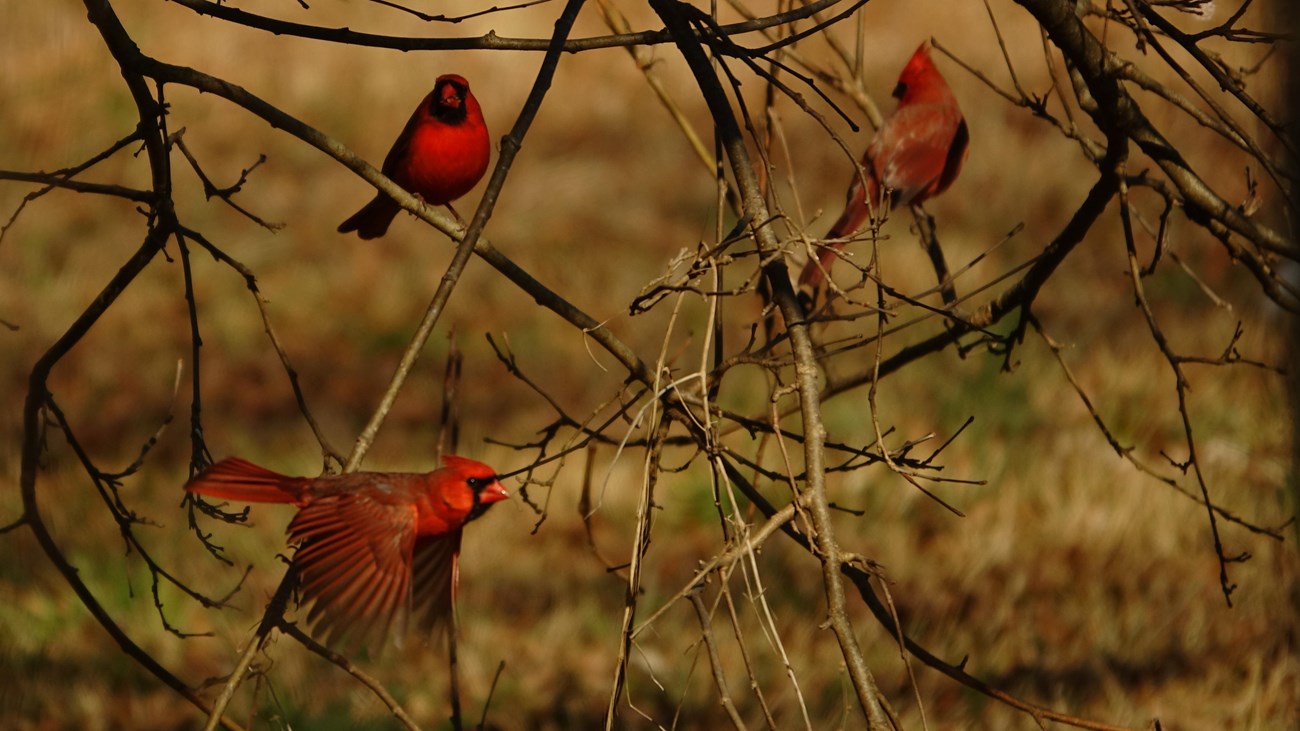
[17,2,242,728]
[167,0,854,53]
[824,149,1122,399]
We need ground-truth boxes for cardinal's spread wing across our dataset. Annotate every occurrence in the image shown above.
[408,530,463,640]
[287,493,417,649]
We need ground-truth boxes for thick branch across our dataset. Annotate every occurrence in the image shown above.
[824,149,1122,399]
[1015,0,1293,263]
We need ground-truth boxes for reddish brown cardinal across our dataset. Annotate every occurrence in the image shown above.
[186,455,508,646]
[800,43,968,288]
[338,74,490,239]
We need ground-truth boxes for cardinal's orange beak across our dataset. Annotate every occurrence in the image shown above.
[481,478,509,504]
[439,88,463,109]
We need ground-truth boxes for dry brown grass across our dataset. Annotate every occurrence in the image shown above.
[2,0,1296,729]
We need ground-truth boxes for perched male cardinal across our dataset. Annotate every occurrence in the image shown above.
[800,43,968,288]
[186,455,508,646]
[338,74,490,239]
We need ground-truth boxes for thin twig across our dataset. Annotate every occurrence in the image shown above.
[603,414,672,729]
[278,621,421,731]
[687,586,748,730]
[168,0,857,54]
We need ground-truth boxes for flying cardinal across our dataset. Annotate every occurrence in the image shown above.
[800,43,968,288]
[186,455,509,646]
[338,74,490,239]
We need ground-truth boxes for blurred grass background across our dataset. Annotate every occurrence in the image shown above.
[1,0,1296,728]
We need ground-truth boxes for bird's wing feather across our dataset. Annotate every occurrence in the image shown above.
[380,93,432,180]
[408,530,463,641]
[872,102,966,206]
[287,494,417,649]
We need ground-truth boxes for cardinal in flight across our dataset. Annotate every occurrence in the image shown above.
[338,73,490,239]
[800,43,968,289]
[186,455,509,647]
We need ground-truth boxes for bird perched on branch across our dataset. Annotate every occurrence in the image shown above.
[800,43,968,289]
[338,74,490,239]
[186,455,509,647]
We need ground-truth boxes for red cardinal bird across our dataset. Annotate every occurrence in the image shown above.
[186,455,508,646]
[800,43,968,288]
[338,74,490,239]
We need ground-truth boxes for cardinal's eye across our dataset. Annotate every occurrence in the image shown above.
[467,477,485,491]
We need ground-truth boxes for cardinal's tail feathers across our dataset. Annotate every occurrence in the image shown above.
[185,457,305,503]
[337,195,400,240]
[800,171,883,288]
